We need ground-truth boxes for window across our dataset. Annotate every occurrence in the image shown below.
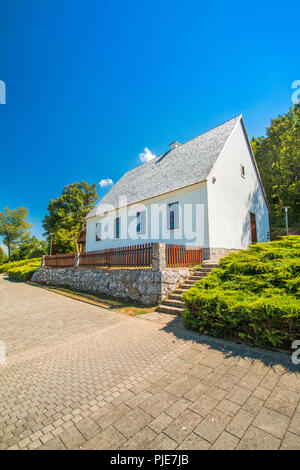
[241,164,245,178]
[114,217,120,239]
[95,222,101,241]
[168,202,179,230]
[136,211,146,235]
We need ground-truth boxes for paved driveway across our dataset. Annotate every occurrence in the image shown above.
[0,275,299,450]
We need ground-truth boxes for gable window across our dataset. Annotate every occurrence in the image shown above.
[241,164,245,178]
[136,211,146,235]
[114,217,120,239]
[95,222,101,241]
[168,202,179,230]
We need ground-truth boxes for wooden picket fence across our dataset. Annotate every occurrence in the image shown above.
[165,244,203,268]
[79,243,153,268]
[44,253,75,267]
[44,243,202,269]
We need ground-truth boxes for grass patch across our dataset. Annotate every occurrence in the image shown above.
[182,236,300,350]
[29,282,157,316]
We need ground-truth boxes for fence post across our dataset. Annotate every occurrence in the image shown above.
[74,252,80,268]
[41,255,45,267]
[152,243,166,271]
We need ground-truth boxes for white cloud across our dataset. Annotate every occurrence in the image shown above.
[139,147,156,163]
[99,178,113,188]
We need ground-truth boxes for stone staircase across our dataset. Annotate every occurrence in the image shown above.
[156,263,218,315]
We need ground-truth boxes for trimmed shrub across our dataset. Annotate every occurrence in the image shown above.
[0,258,41,273]
[7,259,41,281]
[182,236,300,350]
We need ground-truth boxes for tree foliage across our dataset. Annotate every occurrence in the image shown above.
[251,104,300,234]
[11,236,48,261]
[0,207,32,260]
[0,246,7,264]
[42,181,98,254]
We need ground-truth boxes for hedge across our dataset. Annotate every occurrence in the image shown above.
[0,258,41,281]
[182,236,300,350]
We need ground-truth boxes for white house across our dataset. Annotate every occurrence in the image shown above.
[85,115,270,259]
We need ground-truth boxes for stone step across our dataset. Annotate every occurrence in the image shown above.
[180,283,195,290]
[156,305,185,315]
[175,288,189,294]
[168,293,183,301]
[183,280,196,285]
[203,264,218,268]
[161,299,185,309]
[189,275,206,280]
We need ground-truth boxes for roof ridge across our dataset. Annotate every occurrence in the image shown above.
[138,114,242,167]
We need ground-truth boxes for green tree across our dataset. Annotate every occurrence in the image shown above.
[11,236,48,261]
[251,104,300,235]
[42,181,98,254]
[0,246,7,264]
[0,207,32,261]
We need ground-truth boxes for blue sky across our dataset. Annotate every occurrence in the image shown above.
[0,0,299,242]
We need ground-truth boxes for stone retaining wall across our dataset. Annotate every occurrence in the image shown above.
[31,266,191,305]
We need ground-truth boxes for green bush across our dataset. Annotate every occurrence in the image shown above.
[7,259,41,281]
[182,236,300,350]
[0,258,41,273]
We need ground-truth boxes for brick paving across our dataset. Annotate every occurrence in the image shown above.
[0,275,299,450]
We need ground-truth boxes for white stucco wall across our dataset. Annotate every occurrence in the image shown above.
[86,182,209,252]
[206,119,270,249]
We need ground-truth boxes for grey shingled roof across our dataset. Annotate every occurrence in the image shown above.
[87,115,241,218]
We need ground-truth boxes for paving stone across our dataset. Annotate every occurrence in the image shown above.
[280,431,300,450]
[193,409,231,443]
[165,398,191,418]
[211,431,239,450]
[215,399,241,417]
[253,386,271,400]
[226,409,254,438]
[139,390,176,418]
[237,425,281,450]
[183,383,208,401]
[242,396,264,415]
[148,413,174,434]
[120,427,157,450]
[288,412,300,436]
[253,407,290,439]
[146,433,177,450]
[226,385,252,405]
[165,375,199,397]
[81,426,126,450]
[114,409,152,439]
[177,432,211,450]
[59,425,85,449]
[164,409,202,443]
[39,437,66,450]
[265,387,299,417]
[189,394,218,418]
[75,417,101,440]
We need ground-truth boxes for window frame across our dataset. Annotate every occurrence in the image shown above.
[114,216,120,239]
[136,210,146,235]
[95,222,102,241]
[167,202,179,231]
